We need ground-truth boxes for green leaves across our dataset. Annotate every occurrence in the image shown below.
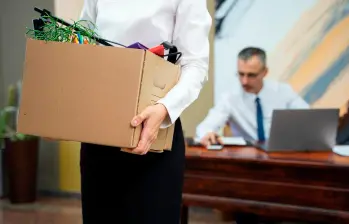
[0,109,6,139]
[0,107,35,142]
[26,15,99,44]
[15,133,27,141]
[1,82,38,143]
[0,106,17,139]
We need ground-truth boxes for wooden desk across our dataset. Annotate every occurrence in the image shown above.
[182,146,349,223]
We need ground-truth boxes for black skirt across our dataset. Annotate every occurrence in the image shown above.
[80,119,185,224]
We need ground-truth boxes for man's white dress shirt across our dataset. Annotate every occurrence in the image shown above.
[80,0,212,127]
[196,80,310,141]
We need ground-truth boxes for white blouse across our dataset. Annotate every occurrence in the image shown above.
[80,0,212,127]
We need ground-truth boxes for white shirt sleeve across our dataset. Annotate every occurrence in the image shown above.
[283,84,310,109]
[79,0,97,24]
[195,93,232,140]
[157,0,212,128]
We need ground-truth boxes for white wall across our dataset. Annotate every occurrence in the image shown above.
[0,2,4,197]
[0,2,5,108]
[1,0,59,192]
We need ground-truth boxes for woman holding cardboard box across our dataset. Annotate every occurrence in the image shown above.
[79,0,211,223]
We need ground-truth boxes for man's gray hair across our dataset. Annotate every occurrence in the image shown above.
[238,47,267,67]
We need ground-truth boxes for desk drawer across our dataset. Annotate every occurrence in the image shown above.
[185,158,349,189]
[183,174,349,211]
[184,158,349,211]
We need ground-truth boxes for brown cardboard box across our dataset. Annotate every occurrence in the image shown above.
[17,38,180,152]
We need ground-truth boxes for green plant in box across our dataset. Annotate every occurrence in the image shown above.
[25,14,99,45]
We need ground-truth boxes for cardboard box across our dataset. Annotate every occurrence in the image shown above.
[17,38,180,152]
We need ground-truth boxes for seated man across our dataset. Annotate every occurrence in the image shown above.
[196,47,310,147]
[196,47,310,224]
[337,101,349,145]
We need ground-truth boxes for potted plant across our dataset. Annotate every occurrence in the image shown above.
[0,82,39,204]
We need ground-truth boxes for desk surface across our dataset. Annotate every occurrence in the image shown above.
[186,146,349,167]
[183,146,349,223]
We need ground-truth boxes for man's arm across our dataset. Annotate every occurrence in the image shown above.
[337,116,349,144]
[284,84,310,109]
[195,93,232,140]
[337,101,349,144]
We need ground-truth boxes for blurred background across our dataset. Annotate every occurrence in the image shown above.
[0,0,349,223]
[214,0,349,112]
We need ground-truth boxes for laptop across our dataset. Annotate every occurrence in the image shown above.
[259,108,339,152]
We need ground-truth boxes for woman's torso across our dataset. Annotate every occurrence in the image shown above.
[95,0,178,47]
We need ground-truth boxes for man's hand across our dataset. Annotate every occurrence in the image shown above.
[200,132,223,147]
[130,104,168,155]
